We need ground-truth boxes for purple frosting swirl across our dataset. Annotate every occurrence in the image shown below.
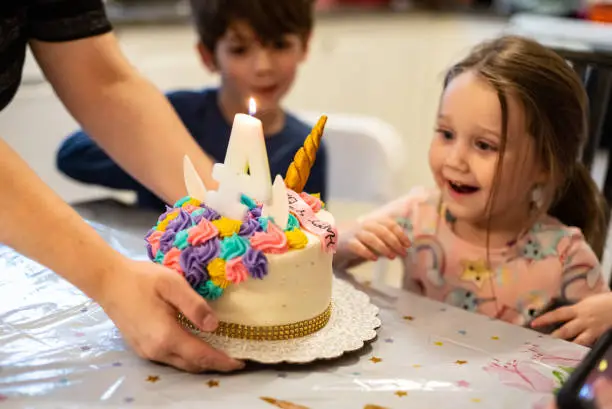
[179,245,213,288]
[193,206,221,224]
[157,205,175,222]
[159,229,176,253]
[243,248,268,279]
[145,242,155,260]
[166,209,192,233]
[249,207,262,219]
[239,218,262,237]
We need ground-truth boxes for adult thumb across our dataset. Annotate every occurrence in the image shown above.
[158,275,219,332]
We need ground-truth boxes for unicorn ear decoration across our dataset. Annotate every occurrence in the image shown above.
[183,156,207,202]
[262,175,290,229]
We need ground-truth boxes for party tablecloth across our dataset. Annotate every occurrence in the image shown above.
[0,221,589,409]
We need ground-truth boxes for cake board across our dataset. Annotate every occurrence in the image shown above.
[184,277,381,364]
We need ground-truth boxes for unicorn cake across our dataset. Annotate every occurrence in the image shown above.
[144,115,337,341]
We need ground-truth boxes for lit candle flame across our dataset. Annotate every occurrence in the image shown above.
[248,98,257,116]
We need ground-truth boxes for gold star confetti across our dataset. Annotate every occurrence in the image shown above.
[491,336,499,340]
[370,357,382,364]
[412,364,422,368]
[403,316,414,321]
[207,380,219,388]
[363,405,389,409]
[455,360,468,365]
[471,398,482,403]
[146,375,159,383]
[395,391,408,397]
[434,341,444,346]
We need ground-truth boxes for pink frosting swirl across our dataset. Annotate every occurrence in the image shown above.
[249,222,288,254]
[188,219,219,246]
[146,230,163,256]
[225,256,249,284]
[182,204,200,214]
[163,247,184,275]
[299,192,322,213]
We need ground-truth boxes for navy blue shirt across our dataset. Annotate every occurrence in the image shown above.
[56,88,327,211]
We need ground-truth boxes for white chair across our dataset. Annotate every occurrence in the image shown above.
[296,111,406,287]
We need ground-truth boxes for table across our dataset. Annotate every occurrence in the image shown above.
[0,217,591,408]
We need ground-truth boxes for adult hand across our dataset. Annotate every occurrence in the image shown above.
[99,258,244,373]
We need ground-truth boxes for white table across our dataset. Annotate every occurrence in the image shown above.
[0,219,590,408]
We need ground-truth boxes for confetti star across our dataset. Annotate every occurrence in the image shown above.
[80,345,91,352]
[395,391,408,397]
[363,406,389,409]
[458,330,467,335]
[124,397,135,403]
[370,357,382,364]
[471,398,482,403]
[434,341,444,346]
[277,373,288,378]
[412,364,422,368]
[207,379,219,388]
[112,362,123,367]
[457,380,470,388]
[402,316,414,321]
[491,336,499,340]
[455,360,468,365]
[384,338,394,343]
[146,375,159,383]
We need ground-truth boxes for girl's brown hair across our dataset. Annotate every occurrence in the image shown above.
[443,35,608,259]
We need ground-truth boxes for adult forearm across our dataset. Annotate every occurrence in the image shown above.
[70,75,217,205]
[0,138,123,301]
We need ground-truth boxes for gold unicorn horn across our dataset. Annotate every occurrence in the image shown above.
[284,115,328,193]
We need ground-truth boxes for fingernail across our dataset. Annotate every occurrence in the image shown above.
[233,360,245,370]
[201,315,218,331]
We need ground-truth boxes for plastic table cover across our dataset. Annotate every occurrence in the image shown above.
[0,222,589,409]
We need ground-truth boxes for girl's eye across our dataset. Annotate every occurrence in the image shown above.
[475,140,498,152]
[436,129,453,141]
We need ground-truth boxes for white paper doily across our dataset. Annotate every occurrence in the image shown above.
[193,278,381,364]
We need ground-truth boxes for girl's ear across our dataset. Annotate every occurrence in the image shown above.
[196,42,217,72]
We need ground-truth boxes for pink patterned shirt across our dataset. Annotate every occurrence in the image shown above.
[366,187,609,325]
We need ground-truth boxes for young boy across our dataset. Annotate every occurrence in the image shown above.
[56,0,326,211]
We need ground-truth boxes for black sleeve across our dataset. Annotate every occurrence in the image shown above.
[27,0,112,42]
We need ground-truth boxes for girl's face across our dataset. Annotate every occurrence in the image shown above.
[428,71,546,230]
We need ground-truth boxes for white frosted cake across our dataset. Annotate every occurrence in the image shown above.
[145,115,337,341]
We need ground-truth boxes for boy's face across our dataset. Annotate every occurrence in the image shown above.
[199,21,309,114]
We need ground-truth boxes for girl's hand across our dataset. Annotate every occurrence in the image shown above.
[345,216,411,262]
[530,293,612,346]
[98,258,244,373]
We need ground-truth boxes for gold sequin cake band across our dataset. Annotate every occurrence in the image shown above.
[178,303,332,341]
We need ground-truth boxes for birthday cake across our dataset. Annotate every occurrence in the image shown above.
[144,115,337,341]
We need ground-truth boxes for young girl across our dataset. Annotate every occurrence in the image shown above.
[334,35,611,345]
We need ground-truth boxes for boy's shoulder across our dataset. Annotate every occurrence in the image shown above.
[280,112,315,143]
[165,87,217,106]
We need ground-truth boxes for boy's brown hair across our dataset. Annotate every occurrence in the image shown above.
[188,0,315,51]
